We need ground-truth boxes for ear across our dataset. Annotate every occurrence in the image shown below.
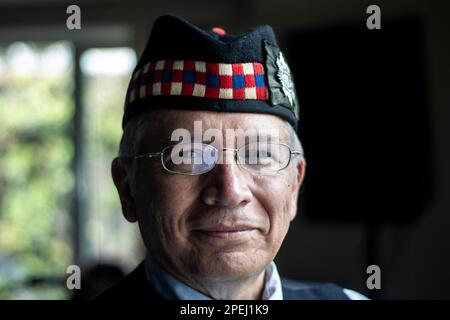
[111,157,137,222]
[289,159,306,221]
[293,159,306,195]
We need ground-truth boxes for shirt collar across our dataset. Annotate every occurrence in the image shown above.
[144,254,283,300]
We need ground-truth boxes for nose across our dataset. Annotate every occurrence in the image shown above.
[201,152,253,208]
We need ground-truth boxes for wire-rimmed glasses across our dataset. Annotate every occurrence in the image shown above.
[132,141,302,176]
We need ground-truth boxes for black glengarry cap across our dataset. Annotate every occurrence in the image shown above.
[123,14,300,132]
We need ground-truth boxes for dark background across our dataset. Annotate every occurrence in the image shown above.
[0,0,449,299]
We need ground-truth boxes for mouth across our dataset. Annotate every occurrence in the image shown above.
[192,225,258,241]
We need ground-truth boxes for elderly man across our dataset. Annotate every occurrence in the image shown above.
[98,14,366,300]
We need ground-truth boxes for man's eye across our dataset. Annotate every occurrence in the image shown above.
[179,149,200,157]
[257,150,271,158]
[247,149,271,158]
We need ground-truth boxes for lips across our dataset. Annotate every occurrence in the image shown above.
[198,225,255,232]
[192,225,258,241]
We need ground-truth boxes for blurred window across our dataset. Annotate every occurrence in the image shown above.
[0,43,140,299]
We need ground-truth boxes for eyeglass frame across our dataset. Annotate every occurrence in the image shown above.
[127,141,303,176]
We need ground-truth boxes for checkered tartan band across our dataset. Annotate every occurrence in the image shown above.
[126,60,269,107]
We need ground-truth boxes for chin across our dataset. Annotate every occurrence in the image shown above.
[194,251,267,281]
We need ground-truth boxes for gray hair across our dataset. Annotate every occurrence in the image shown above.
[284,122,305,182]
[117,112,305,192]
[118,112,154,196]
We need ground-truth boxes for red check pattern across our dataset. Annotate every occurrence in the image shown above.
[126,60,269,108]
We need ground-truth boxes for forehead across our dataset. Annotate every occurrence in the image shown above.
[140,109,288,138]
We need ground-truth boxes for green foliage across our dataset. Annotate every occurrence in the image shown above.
[0,43,139,299]
[0,43,73,299]
[82,73,143,265]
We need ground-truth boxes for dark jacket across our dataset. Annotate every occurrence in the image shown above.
[95,262,348,300]
[95,262,349,300]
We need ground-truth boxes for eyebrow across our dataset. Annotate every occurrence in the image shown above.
[166,129,285,138]
[144,126,288,146]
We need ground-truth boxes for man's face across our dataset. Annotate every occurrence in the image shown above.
[117,110,304,284]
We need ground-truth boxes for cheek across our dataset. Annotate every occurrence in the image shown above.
[136,167,194,212]
[252,174,296,242]
[135,173,199,247]
[156,176,208,228]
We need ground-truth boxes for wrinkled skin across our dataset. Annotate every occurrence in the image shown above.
[112,110,305,299]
